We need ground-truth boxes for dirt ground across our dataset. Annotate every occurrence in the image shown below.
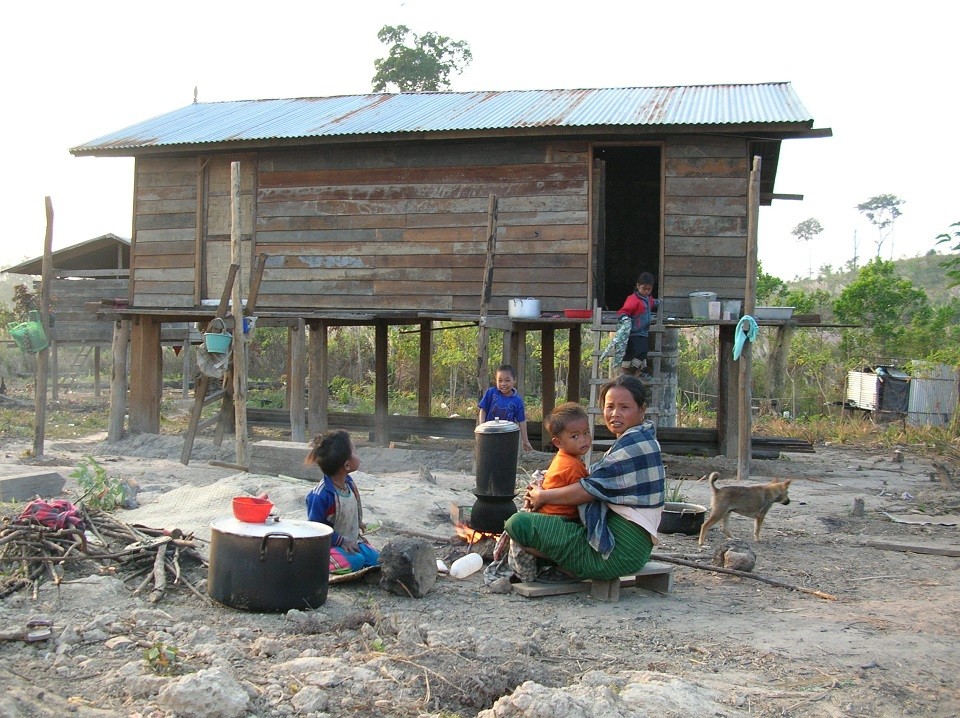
[0,429,958,718]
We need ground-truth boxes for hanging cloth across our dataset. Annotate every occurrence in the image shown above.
[599,315,632,364]
[733,315,759,361]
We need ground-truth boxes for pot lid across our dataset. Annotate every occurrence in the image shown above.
[210,517,333,538]
[662,502,707,513]
[475,419,520,435]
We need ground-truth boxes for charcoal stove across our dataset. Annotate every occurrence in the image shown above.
[470,420,519,533]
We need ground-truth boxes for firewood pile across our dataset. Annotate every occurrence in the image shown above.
[0,506,208,604]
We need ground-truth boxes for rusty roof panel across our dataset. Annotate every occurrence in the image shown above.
[71,83,814,154]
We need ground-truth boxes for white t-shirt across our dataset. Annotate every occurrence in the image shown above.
[333,485,360,543]
[609,504,662,545]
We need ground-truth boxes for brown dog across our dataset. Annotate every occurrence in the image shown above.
[698,472,791,546]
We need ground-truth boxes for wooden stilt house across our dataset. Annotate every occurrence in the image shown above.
[70,83,829,446]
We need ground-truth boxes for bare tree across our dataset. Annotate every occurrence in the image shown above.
[791,218,824,277]
[856,194,905,259]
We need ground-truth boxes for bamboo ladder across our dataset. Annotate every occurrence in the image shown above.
[586,304,664,463]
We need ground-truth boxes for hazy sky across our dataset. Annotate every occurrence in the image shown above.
[2,0,956,280]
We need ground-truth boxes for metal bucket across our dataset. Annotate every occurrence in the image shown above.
[7,310,48,354]
[688,292,717,319]
[204,317,233,354]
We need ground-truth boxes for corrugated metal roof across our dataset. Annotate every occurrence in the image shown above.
[71,83,814,155]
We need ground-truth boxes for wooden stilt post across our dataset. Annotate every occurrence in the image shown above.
[737,156,761,481]
[33,197,54,457]
[374,321,389,445]
[108,319,130,441]
[308,320,328,438]
[566,325,581,403]
[93,346,102,399]
[476,195,498,397]
[230,161,250,467]
[541,326,555,449]
[767,324,794,415]
[659,328,680,428]
[289,318,306,442]
[418,320,432,417]
[181,334,191,399]
[513,330,526,385]
[129,316,162,434]
[717,326,739,456]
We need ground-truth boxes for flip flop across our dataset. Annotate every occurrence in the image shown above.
[26,627,52,642]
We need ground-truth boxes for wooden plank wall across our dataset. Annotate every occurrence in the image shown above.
[133,157,198,307]
[255,141,591,312]
[46,276,190,345]
[203,158,255,300]
[49,277,127,343]
[130,136,757,317]
[662,136,750,316]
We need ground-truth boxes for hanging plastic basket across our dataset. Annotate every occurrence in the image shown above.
[203,317,233,354]
[7,310,49,354]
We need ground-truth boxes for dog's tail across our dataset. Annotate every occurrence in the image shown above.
[707,471,721,489]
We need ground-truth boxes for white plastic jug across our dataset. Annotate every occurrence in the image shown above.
[449,552,483,578]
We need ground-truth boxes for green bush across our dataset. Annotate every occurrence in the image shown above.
[71,455,127,511]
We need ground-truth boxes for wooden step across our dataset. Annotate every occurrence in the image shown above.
[592,325,667,333]
[588,377,662,386]
[591,350,663,358]
[585,408,661,417]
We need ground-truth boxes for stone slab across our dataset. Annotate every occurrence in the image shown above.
[250,439,471,479]
[249,440,314,480]
[0,471,67,502]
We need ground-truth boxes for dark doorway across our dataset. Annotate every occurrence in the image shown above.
[594,146,661,310]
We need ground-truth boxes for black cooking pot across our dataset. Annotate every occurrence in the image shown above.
[474,420,520,497]
[658,502,707,536]
[208,517,332,612]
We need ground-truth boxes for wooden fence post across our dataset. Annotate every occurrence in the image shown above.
[33,197,54,457]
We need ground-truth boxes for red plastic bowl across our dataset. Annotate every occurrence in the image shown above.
[232,496,273,523]
[564,309,593,319]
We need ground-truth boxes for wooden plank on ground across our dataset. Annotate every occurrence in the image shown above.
[512,561,674,599]
[861,540,960,558]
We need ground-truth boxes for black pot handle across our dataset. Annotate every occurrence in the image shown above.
[260,532,295,562]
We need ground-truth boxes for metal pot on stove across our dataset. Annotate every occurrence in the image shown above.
[471,420,520,533]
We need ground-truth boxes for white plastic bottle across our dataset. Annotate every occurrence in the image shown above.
[449,552,483,579]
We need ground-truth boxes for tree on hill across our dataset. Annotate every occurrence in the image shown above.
[856,194,905,260]
[937,221,960,288]
[833,257,928,360]
[372,25,473,93]
[791,218,823,278]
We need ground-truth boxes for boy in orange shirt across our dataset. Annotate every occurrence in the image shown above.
[534,402,592,520]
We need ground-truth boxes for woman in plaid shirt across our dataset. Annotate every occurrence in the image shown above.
[505,375,665,580]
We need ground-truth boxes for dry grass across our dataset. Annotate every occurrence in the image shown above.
[752,413,960,462]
